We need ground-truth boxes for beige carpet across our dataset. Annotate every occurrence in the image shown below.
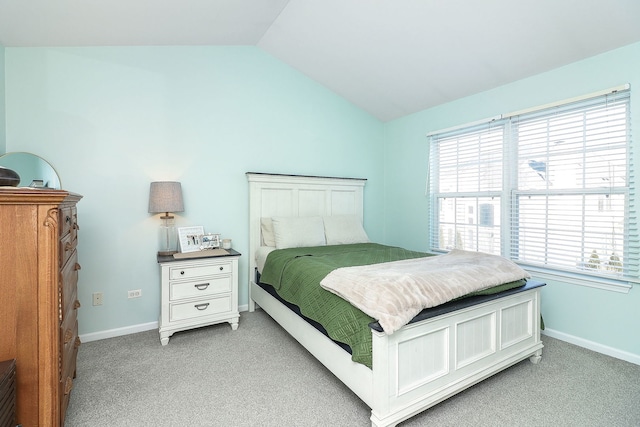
[65,310,640,426]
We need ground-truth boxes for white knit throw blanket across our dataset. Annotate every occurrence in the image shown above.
[320,249,530,334]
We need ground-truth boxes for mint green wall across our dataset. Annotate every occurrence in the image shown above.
[0,44,5,153]
[4,46,384,336]
[4,42,639,362]
[384,41,640,360]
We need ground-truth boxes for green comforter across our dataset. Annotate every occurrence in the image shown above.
[259,243,430,368]
[259,243,525,368]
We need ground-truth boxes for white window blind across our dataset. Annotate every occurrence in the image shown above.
[429,120,506,254]
[428,87,636,283]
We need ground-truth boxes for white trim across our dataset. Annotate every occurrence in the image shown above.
[543,328,640,366]
[426,84,630,137]
[79,321,158,343]
[426,114,502,137]
[526,267,633,294]
[81,307,249,343]
[77,314,640,368]
[504,83,630,118]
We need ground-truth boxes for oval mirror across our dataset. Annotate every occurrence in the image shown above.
[0,152,62,189]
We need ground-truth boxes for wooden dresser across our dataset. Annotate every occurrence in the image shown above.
[0,188,82,427]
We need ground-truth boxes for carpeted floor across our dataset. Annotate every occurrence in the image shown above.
[65,310,640,426]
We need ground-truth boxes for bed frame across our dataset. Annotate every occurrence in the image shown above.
[247,172,543,427]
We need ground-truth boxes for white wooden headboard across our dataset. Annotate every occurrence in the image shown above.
[246,172,367,308]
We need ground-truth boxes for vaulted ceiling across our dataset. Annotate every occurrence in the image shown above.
[2,0,640,121]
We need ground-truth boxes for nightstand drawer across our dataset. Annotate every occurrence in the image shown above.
[169,262,231,280]
[170,275,231,300]
[170,296,232,322]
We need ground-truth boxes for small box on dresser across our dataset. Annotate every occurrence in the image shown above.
[0,188,82,427]
[157,249,241,345]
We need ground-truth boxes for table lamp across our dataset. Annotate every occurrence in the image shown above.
[148,181,184,256]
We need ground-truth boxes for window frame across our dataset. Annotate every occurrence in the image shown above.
[428,86,635,293]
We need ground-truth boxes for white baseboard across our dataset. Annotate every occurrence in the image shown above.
[80,306,250,343]
[80,321,158,343]
[543,328,640,366]
[80,315,639,367]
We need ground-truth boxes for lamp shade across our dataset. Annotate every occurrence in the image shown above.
[148,181,184,214]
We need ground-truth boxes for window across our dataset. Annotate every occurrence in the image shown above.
[428,86,636,286]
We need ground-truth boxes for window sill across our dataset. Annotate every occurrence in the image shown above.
[523,265,634,294]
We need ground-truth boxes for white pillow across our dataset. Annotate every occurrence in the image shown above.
[271,216,327,249]
[260,218,276,247]
[323,215,370,245]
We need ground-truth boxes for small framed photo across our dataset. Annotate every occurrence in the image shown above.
[201,233,221,249]
[178,226,205,253]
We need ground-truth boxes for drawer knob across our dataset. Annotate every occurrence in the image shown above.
[194,283,210,291]
[194,303,210,311]
[75,263,82,271]
[64,329,73,344]
[66,215,71,224]
[219,266,224,271]
[65,242,73,251]
[75,337,82,349]
[73,223,80,230]
[180,271,185,275]
[74,300,81,309]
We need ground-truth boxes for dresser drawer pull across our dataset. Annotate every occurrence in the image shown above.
[194,283,210,290]
[65,242,73,251]
[66,215,71,224]
[74,300,81,309]
[64,329,73,344]
[194,303,210,311]
[220,266,224,271]
[64,377,73,395]
[75,263,82,271]
[73,223,80,230]
[180,270,185,275]
[75,337,82,349]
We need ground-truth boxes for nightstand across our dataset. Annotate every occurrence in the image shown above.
[157,249,241,345]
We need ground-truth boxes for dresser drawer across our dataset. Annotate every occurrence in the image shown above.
[60,315,79,378]
[59,206,77,238]
[59,339,78,427]
[170,262,231,280]
[170,295,232,322]
[59,231,77,268]
[170,275,231,301]
[60,251,80,318]
[59,312,79,426]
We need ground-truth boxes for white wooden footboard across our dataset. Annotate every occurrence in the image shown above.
[369,287,543,427]
[251,281,543,427]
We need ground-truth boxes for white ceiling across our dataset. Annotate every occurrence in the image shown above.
[1,0,640,121]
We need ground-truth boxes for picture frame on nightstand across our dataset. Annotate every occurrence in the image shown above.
[177,226,204,253]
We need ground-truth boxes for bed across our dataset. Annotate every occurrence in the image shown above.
[247,172,544,427]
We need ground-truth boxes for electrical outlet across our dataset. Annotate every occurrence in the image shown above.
[128,289,142,299]
[92,292,103,306]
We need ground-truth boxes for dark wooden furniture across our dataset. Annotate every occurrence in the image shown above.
[0,359,16,427]
[0,189,82,427]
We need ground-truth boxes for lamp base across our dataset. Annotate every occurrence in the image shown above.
[158,250,178,256]
[157,215,178,255]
